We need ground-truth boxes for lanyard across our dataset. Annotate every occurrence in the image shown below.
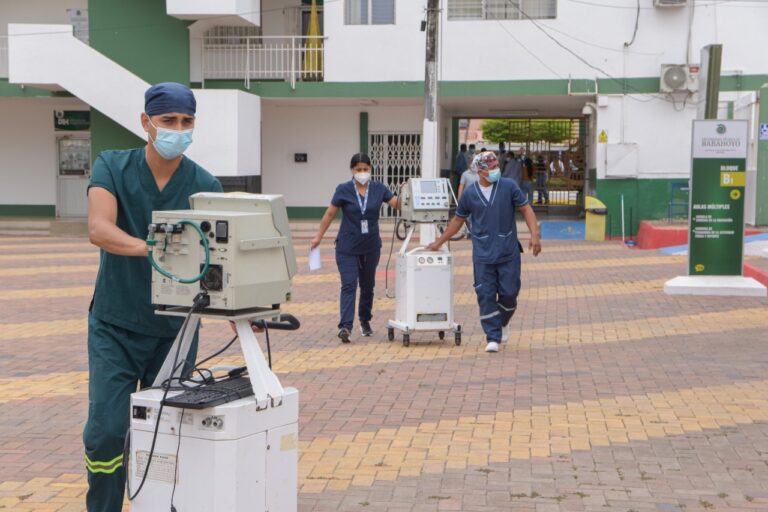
[355,182,369,216]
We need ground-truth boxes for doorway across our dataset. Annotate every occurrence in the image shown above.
[56,136,91,218]
[457,117,587,210]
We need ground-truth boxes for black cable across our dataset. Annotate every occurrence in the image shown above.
[264,323,272,369]
[169,409,185,512]
[126,293,207,501]
[623,0,640,48]
[193,335,238,370]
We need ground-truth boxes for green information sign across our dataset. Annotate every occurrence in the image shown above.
[688,120,748,276]
[54,110,90,131]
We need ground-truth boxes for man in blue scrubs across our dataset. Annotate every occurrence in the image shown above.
[427,151,541,353]
[84,82,223,511]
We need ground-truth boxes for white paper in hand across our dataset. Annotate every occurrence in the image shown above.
[308,247,322,271]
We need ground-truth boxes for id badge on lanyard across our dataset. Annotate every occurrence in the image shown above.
[356,183,370,235]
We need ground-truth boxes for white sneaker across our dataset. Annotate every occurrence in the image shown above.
[485,341,500,353]
[501,326,509,343]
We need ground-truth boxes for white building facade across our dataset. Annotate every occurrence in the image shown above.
[2,0,767,232]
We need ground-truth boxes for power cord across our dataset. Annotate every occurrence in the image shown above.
[125,292,209,502]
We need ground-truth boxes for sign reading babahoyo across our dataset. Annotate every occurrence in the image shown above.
[688,120,748,276]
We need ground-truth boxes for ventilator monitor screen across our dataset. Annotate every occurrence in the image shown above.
[419,180,438,193]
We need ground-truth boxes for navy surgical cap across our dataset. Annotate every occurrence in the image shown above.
[144,82,196,116]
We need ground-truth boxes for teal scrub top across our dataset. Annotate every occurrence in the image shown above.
[88,148,223,337]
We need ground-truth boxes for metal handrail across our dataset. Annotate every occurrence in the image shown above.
[196,35,326,89]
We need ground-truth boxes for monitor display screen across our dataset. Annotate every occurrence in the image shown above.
[419,180,438,194]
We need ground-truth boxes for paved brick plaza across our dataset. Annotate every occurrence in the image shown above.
[1,225,767,511]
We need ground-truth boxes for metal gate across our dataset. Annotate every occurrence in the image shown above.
[500,118,586,206]
[369,132,421,218]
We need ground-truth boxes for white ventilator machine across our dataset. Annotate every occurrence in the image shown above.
[129,192,299,512]
[387,178,462,347]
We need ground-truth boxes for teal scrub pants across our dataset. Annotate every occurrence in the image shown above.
[83,314,198,512]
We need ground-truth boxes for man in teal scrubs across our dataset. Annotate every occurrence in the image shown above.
[84,82,223,511]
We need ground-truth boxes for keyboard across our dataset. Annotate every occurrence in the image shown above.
[163,377,254,409]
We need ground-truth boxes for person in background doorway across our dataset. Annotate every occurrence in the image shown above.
[311,153,401,343]
[452,143,469,194]
[426,151,541,353]
[467,144,476,165]
[84,82,223,512]
[534,153,549,204]
[519,148,534,204]
[498,141,507,170]
[501,150,522,187]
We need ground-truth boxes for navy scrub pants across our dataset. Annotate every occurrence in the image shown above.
[473,259,522,342]
[83,315,198,512]
[335,249,380,329]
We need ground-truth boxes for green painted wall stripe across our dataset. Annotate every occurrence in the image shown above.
[195,75,768,99]
[0,205,56,217]
[359,112,368,153]
[287,206,328,219]
[596,178,689,238]
[0,79,73,97]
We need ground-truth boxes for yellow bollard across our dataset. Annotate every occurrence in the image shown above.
[585,196,608,241]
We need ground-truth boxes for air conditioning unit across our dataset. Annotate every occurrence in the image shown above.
[659,64,698,93]
[654,0,688,7]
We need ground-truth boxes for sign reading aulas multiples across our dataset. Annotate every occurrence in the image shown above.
[688,120,748,276]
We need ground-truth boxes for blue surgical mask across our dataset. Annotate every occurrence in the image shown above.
[149,119,193,160]
[487,169,501,183]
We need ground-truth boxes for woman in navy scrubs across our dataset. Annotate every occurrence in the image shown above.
[311,153,400,343]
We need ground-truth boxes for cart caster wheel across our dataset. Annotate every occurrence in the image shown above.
[387,328,394,341]
[403,334,410,347]
[438,331,445,340]
[454,333,461,346]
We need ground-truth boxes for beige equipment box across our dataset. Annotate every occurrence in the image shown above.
[150,192,297,312]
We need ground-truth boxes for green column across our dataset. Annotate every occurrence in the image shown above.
[88,0,192,157]
[359,112,368,153]
[757,84,768,226]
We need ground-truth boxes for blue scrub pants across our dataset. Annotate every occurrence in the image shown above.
[473,259,521,342]
[83,315,198,512]
[521,181,534,205]
[536,172,549,203]
[336,249,380,329]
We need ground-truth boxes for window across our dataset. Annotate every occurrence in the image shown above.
[345,0,395,25]
[447,0,556,21]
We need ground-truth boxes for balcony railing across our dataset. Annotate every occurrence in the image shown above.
[198,36,325,89]
[0,36,8,78]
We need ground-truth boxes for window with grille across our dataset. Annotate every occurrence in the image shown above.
[447,0,556,21]
[345,0,395,25]
[204,26,262,47]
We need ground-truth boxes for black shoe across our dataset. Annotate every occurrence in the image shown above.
[338,327,351,343]
[360,321,373,337]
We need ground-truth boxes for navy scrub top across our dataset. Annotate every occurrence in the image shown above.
[88,148,223,337]
[455,177,529,264]
[331,180,394,255]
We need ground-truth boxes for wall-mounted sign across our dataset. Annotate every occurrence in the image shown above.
[294,153,308,163]
[54,110,90,131]
[688,120,748,276]
[759,123,768,141]
[66,8,89,44]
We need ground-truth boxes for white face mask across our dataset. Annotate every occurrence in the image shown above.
[354,172,371,185]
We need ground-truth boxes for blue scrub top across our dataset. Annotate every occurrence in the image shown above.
[331,180,394,255]
[456,177,528,264]
[88,148,223,337]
